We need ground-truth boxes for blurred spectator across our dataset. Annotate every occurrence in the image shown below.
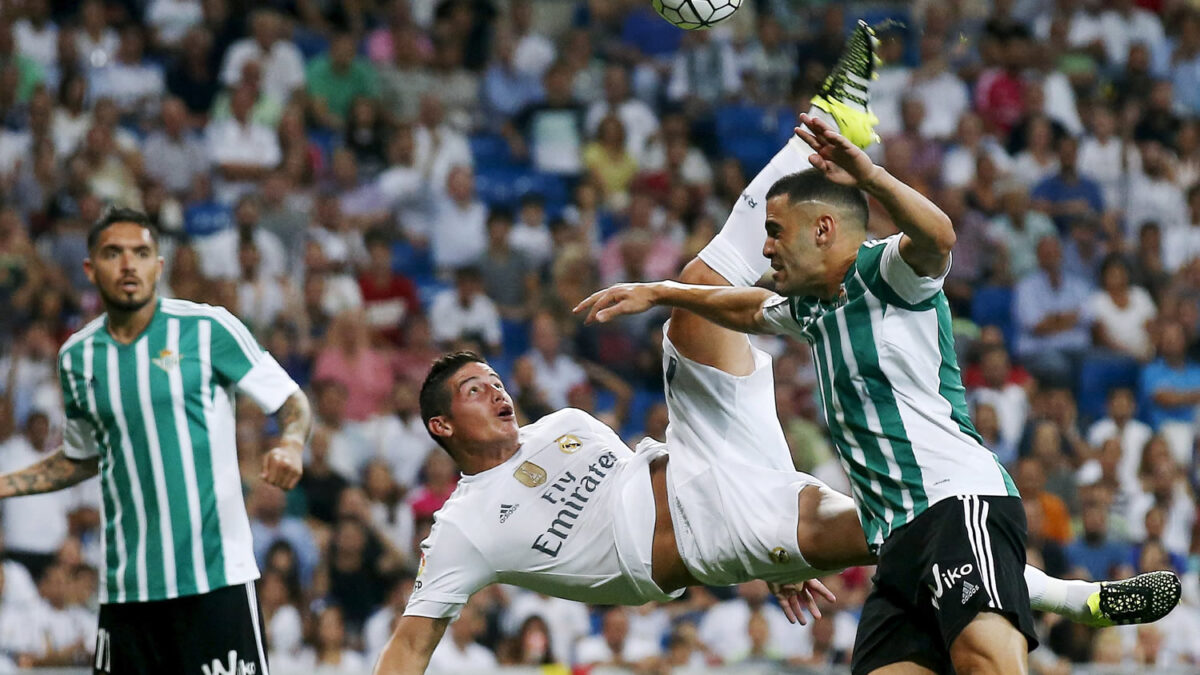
[428,597,496,672]
[166,26,221,116]
[358,231,421,345]
[576,606,661,669]
[666,31,739,114]
[509,0,555,78]
[1014,236,1093,387]
[517,311,587,409]
[219,9,305,103]
[13,0,57,76]
[206,84,281,204]
[1015,455,1073,546]
[1031,136,1105,231]
[1010,115,1061,187]
[314,310,396,422]
[426,166,487,272]
[1078,105,1139,210]
[909,34,971,141]
[482,25,544,126]
[298,425,350,526]
[1129,140,1188,234]
[699,581,811,663]
[249,481,319,587]
[426,38,479,131]
[428,267,502,353]
[509,193,554,270]
[1066,489,1135,581]
[1164,184,1200,273]
[1099,0,1166,69]
[306,31,379,130]
[969,346,1029,456]
[1087,388,1154,494]
[282,604,367,674]
[363,574,415,663]
[142,97,210,197]
[941,113,1011,189]
[1088,254,1157,362]
[89,26,165,117]
[738,15,795,108]
[260,569,304,664]
[587,65,658,159]
[480,209,539,321]
[974,24,1027,137]
[988,182,1057,280]
[378,25,432,123]
[326,509,389,631]
[407,451,458,523]
[584,114,639,211]
[505,61,585,177]
[1138,320,1200,461]
[73,0,117,71]
[363,379,436,490]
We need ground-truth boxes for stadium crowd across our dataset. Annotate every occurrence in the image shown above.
[0,0,1196,672]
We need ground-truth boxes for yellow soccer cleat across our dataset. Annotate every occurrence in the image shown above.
[811,20,882,149]
[1080,570,1181,628]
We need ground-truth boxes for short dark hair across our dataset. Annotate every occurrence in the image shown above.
[419,351,488,449]
[87,205,159,252]
[765,169,869,230]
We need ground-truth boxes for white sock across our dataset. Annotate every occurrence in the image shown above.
[696,106,840,287]
[1024,565,1100,620]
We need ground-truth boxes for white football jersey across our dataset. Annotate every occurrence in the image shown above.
[404,409,680,619]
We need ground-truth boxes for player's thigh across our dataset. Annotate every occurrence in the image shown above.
[172,581,270,675]
[948,611,1029,675]
[661,323,794,473]
[795,483,874,569]
[95,602,166,674]
[851,585,947,675]
[666,258,756,376]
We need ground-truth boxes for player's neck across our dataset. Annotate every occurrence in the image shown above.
[819,239,863,300]
[105,297,160,345]
[456,439,521,475]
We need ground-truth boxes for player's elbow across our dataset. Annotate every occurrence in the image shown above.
[931,217,957,256]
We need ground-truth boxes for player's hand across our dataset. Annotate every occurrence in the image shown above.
[573,283,660,323]
[795,113,882,188]
[769,578,836,625]
[261,439,304,490]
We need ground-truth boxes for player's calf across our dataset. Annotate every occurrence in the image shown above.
[665,258,756,376]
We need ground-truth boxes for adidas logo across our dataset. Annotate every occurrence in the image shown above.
[962,581,979,605]
[499,503,518,523]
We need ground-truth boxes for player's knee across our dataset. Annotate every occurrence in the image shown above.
[678,258,729,287]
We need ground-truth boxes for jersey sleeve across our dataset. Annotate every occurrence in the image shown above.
[856,235,950,309]
[58,352,100,460]
[404,519,495,620]
[207,307,299,414]
[758,293,810,340]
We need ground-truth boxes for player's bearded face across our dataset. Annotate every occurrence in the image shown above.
[85,223,163,312]
[763,197,822,296]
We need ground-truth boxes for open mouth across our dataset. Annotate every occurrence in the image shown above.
[119,279,139,292]
[497,405,514,419]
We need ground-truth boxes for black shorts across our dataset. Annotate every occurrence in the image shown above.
[94,581,269,675]
[851,495,1039,674]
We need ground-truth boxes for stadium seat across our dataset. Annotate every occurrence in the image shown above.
[970,285,1016,350]
[1078,356,1140,422]
[501,319,530,358]
[390,240,433,281]
[622,387,665,439]
[715,104,771,139]
[416,280,452,313]
[468,133,521,169]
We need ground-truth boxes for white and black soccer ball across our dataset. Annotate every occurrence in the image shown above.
[651,0,743,30]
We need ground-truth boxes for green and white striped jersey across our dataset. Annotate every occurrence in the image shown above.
[762,234,1017,552]
[57,298,299,604]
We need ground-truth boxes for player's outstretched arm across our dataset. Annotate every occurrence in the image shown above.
[0,449,99,498]
[795,113,956,278]
[261,389,312,491]
[373,615,449,675]
[574,281,778,335]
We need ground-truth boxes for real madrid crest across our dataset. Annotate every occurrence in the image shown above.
[556,434,582,454]
[514,461,547,487]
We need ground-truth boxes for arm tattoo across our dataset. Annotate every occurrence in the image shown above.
[275,390,313,447]
[0,449,100,499]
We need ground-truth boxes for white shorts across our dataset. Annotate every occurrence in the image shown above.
[657,325,827,587]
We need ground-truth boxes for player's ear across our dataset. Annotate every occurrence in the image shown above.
[82,258,96,285]
[428,416,452,441]
[815,213,836,248]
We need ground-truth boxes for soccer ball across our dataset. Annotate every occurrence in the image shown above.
[651,0,743,30]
